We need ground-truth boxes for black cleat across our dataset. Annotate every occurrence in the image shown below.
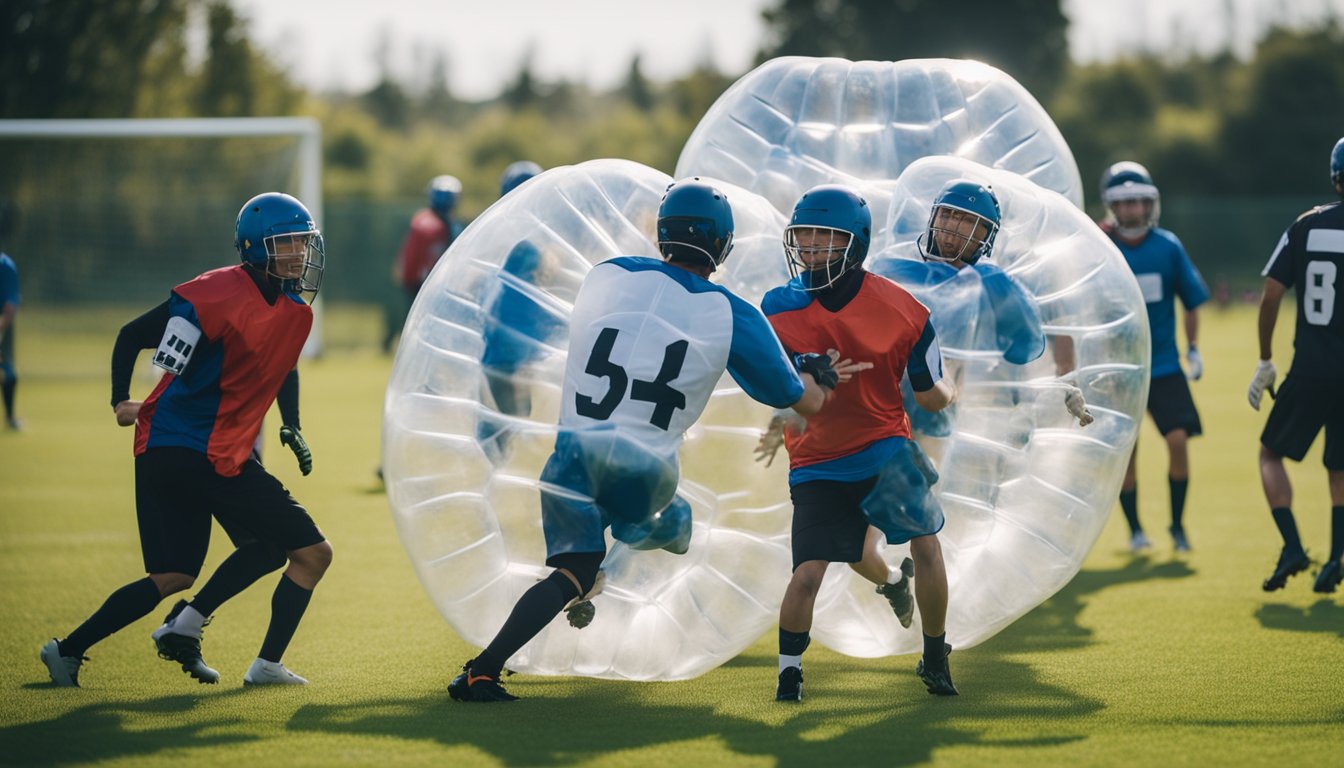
[876,557,916,628]
[448,659,518,703]
[1262,547,1310,592]
[151,600,219,684]
[565,600,596,629]
[1313,559,1342,594]
[775,666,803,702]
[916,643,958,696]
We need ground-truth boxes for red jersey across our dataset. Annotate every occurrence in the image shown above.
[763,272,934,470]
[396,208,453,296]
[135,265,313,477]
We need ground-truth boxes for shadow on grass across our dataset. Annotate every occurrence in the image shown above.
[1254,599,1344,637]
[0,690,256,766]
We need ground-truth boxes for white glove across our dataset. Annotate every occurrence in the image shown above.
[1186,347,1203,381]
[754,408,805,467]
[1248,360,1276,411]
[1065,385,1095,427]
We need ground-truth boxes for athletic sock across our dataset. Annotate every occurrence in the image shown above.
[61,577,162,657]
[170,605,207,638]
[2,378,14,420]
[1169,477,1188,531]
[1271,507,1303,553]
[778,628,810,672]
[923,632,947,662]
[258,575,313,663]
[1119,488,1140,534]
[191,541,286,617]
[1330,506,1344,561]
[475,572,577,678]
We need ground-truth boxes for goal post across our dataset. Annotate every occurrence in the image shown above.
[0,117,325,354]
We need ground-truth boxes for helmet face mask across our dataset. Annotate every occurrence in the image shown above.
[235,193,324,300]
[785,185,870,292]
[918,180,1000,267]
[656,179,735,270]
[1100,161,1160,232]
[1331,137,1344,192]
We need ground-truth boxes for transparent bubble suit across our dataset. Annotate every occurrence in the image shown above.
[676,57,1085,216]
[800,156,1149,656]
[383,159,798,680]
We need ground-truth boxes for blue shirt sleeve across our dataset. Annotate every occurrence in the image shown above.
[725,291,805,408]
[1172,239,1210,310]
[905,318,941,391]
[974,263,1046,365]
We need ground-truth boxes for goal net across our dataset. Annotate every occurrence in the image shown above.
[0,118,324,352]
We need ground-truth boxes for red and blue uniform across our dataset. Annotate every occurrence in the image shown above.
[135,265,312,477]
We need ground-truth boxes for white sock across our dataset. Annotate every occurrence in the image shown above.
[172,605,207,638]
[779,654,803,673]
[886,570,907,586]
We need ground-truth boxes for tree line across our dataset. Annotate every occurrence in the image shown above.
[4,0,1343,218]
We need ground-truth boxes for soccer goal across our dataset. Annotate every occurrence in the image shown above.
[0,117,325,354]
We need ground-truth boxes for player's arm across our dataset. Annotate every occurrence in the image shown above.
[1248,277,1286,410]
[276,367,312,475]
[907,319,956,412]
[110,300,171,425]
[0,301,14,334]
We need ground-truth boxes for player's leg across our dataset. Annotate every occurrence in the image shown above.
[851,526,915,629]
[910,533,957,695]
[1164,428,1191,550]
[45,449,210,686]
[1259,374,1318,590]
[1149,374,1201,551]
[1119,447,1146,551]
[1313,414,1344,593]
[1,324,18,429]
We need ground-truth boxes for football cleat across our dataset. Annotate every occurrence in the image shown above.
[1169,526,1191,553]
[1313,559,1342,594]
[243,658,307,685]
[1262,546,1310,592]
[1129,530,1152,553]
[876,557,916,628]
[448,660,518,702]
[152,600,219,684]
[916,643,959,696]
[40,638,86,687]
[775,666,803,702]
[565,600,596,629]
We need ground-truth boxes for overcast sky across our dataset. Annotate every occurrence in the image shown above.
[231,0,1344,100]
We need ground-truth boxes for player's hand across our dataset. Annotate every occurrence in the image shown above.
[114,400,142,427]
[1247,360,1276,411]
[825,348,873,385]
[1064,385,1094,427]
[794,352,839,389]
[754,415,787,467]
[279,425,312,475]
[1186,346,1203,381]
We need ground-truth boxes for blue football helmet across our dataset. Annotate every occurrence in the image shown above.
[656,178,734,270]
[785,185,871,291]
[918,180,1001,266]
[1100,161,1160,229]
[1331,137,1344,191]
[234,192,325,297]
[427,175,462,216]
[500,161,543,197]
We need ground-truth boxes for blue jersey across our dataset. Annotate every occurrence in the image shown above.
[1109,227,1208,378]
[0,253,18,309]
[480,241,566,374]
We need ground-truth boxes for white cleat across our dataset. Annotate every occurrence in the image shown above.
[40,638,85,687]
[243,658,308,686]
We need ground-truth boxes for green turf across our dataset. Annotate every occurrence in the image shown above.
[2,304,1340,767]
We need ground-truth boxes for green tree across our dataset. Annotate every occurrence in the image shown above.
[0,0,189,118]
[622,54,655,112]
[758,0,1069,102]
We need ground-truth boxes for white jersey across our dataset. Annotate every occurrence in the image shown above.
[559,257,804,456]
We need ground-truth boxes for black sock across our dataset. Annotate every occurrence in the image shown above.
[191,541,286,616]
[258,575,312,663]
[61,577,162,657]
[923,631,947,661]
[1169,477,1188,531]
[1119,489,1140,534]
[2,378,14,420]
[1330,506,1344,561]
[475,571,578,678]
[778,628,810,657]
[1271,507,1303,553]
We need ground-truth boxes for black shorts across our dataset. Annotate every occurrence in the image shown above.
[1147,373,1202,437]
[789,477,878,571]
[136,447,324,575]
[1260,373,1344,469]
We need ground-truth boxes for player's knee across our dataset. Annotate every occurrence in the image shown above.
[289,540,333,580]
[550,552,602,596]
[790,561,826,596]
[151,572,195,596]
[910,534,941,562]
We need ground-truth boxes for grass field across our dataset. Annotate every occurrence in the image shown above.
[1,304,1340,767]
